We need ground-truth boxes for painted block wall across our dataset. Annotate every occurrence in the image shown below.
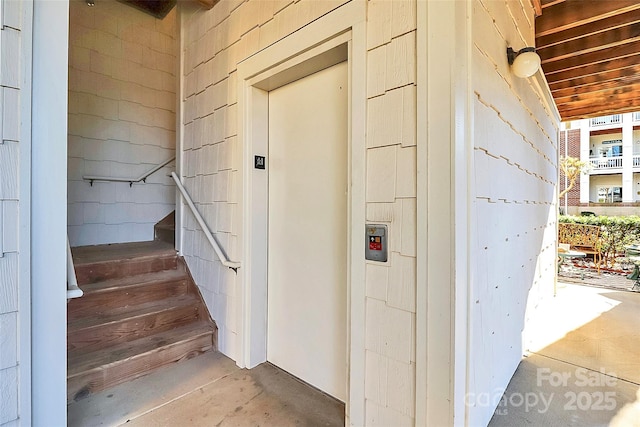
[471,0,559,425]
[0,1,24,425]
[67,0,177,246]
[181,0,559,425]
[180,1,416,424]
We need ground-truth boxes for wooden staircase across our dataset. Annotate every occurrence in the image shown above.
[67,240,216,402]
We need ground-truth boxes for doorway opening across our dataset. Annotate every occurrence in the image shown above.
[240,32,357,406]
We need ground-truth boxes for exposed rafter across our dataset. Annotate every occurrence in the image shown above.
[536,0,640,120]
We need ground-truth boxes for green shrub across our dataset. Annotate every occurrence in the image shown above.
[559,215,640,267]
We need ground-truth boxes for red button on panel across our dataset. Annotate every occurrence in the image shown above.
[369,242,382,251]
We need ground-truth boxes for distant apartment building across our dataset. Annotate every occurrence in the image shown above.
[560,112,640,216]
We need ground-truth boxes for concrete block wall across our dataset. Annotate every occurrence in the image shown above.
[180,1,417,424]
[0,1,24,424]
[471,0,559,425]
[67,0,177,246]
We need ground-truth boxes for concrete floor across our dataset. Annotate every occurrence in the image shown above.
[67,351,344,427]
[489,282,640,426]
[69,281,639,427]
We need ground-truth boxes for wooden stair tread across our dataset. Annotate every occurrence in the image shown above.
[68,294,199,331]
[71,241,175,265]
[68,321,214,377]
[75,268,187,295]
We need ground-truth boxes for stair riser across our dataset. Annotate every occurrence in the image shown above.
[154,211,175,245]
[154,227,175,245]
[67,279,189,322]
[68,305,202,354]
[75,255,178,285]
[67,332,213,402]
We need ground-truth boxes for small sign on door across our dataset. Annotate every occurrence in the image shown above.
[255,155,266,169]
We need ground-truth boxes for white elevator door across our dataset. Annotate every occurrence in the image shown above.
[267,61,348,401]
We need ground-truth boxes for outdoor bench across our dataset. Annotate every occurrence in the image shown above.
[558,223,602,273]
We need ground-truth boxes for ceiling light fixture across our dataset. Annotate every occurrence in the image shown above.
[507,47,541,78]
[87,0,95,6]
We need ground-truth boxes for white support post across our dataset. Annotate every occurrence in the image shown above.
[622,113,634,202]
[579,119,591,204]
[31,0,68,424]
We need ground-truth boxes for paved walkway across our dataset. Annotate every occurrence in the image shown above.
[489,282,640,426]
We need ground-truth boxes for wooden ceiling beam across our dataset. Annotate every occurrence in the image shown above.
[539,41,640,74]
[538,22,640,63]
[536,9,640,49]
[536,0,640,36]
[553,83,640,108]
[559,100,640,121]
[535,1,640,122]
[551,76,640,99]
[541,0,565,9]
[549,65,640,91]
[544,54,640,83]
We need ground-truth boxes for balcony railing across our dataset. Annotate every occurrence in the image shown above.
[590,115,621,127]
[590,155,623,169]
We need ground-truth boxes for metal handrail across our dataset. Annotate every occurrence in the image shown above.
[67,236,83,300]
[171,172,240,272]
[83,156,176,186]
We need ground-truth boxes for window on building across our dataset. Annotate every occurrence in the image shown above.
[598,187,622,203]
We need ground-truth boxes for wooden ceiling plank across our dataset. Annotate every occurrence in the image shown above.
[540,36,640,64]
[556,92,638,109]
[551,77,640,99]
[553,83,640,107]
[538,23,640,62]
[549,66,640,91]
[536,0,640,36]
[544,55,640,83]
[541,0,565,9]
[536,0,640,122]
[539,41,640,74]
[536,9,640,49]
[560,100,640,121]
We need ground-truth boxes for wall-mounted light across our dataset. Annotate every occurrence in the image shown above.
[507,47,541,78]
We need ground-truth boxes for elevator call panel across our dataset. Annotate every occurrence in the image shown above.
[365,224,388,262]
